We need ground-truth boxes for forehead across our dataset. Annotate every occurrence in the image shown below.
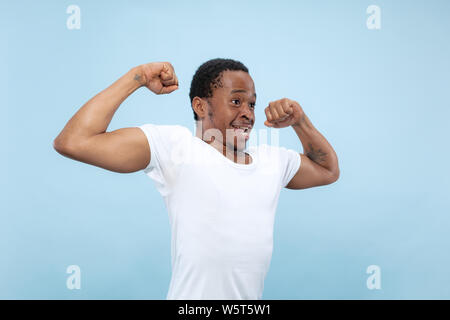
[219,70,255,94]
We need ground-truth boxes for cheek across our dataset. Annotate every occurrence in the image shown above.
[229,108,242,121]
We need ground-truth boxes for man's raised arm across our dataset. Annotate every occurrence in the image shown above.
[53,62,179,173]
[264,98,340,189]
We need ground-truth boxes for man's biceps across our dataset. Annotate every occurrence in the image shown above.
[286,154,332,189]
[109,127,151,167]
[83,128,151,172]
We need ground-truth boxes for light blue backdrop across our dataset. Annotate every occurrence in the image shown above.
[1,0,449,299]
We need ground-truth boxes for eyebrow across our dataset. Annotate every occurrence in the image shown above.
[230,89,257,99]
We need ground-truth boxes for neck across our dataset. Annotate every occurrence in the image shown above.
[195,129,250,164]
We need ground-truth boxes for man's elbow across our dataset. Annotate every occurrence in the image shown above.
[53,136,80,158]
[325,167,340,185]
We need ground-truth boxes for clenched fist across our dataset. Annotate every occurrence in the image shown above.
[137,62,179,95]
[264,98,304,128]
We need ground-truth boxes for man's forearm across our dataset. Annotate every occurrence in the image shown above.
[292,113,340,177]
[55,66,144,145]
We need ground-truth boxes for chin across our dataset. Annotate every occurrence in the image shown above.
[227,140,247,152]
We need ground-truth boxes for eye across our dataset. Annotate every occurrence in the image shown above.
[231,99,255,109]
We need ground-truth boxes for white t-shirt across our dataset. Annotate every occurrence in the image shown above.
[138,124,301,300]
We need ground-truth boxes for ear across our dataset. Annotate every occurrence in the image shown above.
[192,97,207,119]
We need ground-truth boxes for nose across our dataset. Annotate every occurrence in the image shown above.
[239,102,254,121]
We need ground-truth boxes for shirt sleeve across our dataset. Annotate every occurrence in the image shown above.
[278,146,302,188]
[137,124,192,196]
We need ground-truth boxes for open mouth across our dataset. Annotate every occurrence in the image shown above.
[231,125,251,133]
[230,124,252,141]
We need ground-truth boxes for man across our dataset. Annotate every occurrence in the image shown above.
[54,58,340,299]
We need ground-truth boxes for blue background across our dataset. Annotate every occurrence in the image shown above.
[1,0,449,299]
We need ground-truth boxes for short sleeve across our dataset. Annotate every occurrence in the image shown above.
[278,146,302,188]
[138,124,192,196]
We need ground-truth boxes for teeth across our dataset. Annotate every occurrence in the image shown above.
[233,126,250,130]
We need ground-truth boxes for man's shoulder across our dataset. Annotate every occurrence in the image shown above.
[140,123,193,139]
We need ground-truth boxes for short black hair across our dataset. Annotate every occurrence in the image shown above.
[189,58,249,121]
